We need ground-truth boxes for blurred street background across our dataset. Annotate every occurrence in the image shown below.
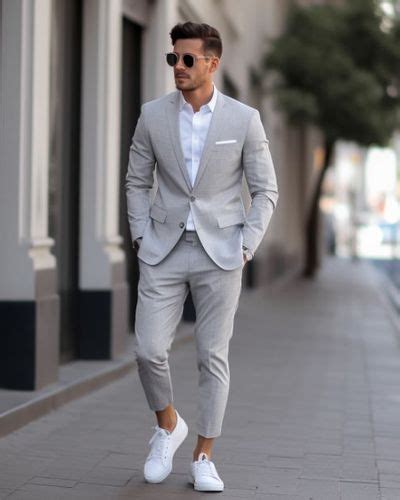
[2,0,400,498]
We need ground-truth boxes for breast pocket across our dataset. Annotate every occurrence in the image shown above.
[213,143,242,160]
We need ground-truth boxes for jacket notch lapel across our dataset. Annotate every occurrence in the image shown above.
[166,92,192,190]
[193,93,225,190]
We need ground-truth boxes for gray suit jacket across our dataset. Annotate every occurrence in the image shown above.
[125,90,278,270]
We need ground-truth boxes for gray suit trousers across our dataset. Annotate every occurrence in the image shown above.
[134,231,243,438]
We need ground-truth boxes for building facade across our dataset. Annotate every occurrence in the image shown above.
[0,0,317,391]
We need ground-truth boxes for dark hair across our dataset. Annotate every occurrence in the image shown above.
[170,22,223,58]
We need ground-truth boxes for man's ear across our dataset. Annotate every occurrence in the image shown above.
[210,57,220,74]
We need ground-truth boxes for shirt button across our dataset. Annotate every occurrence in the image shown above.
[190,196,196,202]
[179,222,185,228]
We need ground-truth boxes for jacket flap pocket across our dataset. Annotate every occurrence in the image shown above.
[150,204,167,223]
[217,212,245,228]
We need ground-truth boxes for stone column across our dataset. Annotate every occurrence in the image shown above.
[79,0,128,359]
[0,0,59,389]
[142,0,178,101]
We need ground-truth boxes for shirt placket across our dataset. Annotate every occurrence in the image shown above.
[192,112,200,186]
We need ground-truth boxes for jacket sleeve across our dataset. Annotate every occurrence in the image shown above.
[125,105,156,243]
[241,110,279,254]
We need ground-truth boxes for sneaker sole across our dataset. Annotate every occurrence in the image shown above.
[189,473,224,492]
[194,481,224,492]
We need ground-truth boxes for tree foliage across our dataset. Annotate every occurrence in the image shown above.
[263,0,400,146]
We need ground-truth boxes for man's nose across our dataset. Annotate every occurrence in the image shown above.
[175,56,186,70]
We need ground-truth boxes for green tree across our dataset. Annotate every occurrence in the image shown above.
[262,0,400,277]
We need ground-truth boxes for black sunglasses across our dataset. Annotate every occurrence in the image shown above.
[165,52,211,68]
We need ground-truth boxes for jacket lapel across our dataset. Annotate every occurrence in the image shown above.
[166,92,192,190]
[193,92,225,190]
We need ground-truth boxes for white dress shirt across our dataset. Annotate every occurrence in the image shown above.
[179,85,218,231]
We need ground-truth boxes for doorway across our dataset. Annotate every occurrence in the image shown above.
[48,0,82,361]
[119,17,143,333]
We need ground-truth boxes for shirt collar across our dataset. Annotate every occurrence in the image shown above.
[179,84,218,112]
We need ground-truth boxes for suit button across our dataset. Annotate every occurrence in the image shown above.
[190,196,196,202]
[179,222,185,228]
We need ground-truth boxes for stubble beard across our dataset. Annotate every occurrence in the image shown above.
[175,71,209,92]
[175,79,197,91]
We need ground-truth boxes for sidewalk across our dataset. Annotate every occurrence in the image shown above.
[1,257,400,500]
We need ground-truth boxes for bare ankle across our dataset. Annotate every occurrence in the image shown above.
[156,405,177,432]
[162,419,176,432]
[193,435,215,461]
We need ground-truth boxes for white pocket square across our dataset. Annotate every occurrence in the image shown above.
[215,139,237,145]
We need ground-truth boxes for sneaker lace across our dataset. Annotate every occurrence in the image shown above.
[147,426,171,462]
[196,456,220,480]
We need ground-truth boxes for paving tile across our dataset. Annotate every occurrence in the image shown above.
[380,487,400,500]
[117,472,196,496]
[35,465,94,481]
[379,473,400,488]
[0,474,33,490]
[377,459,400,475]
[0,490,14,499]
[78,466,137,487]
[68,482,124,498]
[340,481,380,500]
[266,456,303,470]
[253,468,299,495]
[254,495,301,500]
[118,489,200,500]
[340,458,378,482]
[26,476,76,487]
[96,452,142,470]
[301,454,341,480]
[219,489,257,498]
[7,484,75,500]
[296,478,340,500]
[6,492,58,500]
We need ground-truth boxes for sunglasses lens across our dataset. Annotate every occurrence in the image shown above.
[166,53,178,66]
[183,54,195,68]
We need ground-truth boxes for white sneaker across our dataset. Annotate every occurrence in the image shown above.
[189,452,224,492]
[144,410,188,483]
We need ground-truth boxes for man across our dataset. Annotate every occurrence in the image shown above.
[126,22,278,492]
